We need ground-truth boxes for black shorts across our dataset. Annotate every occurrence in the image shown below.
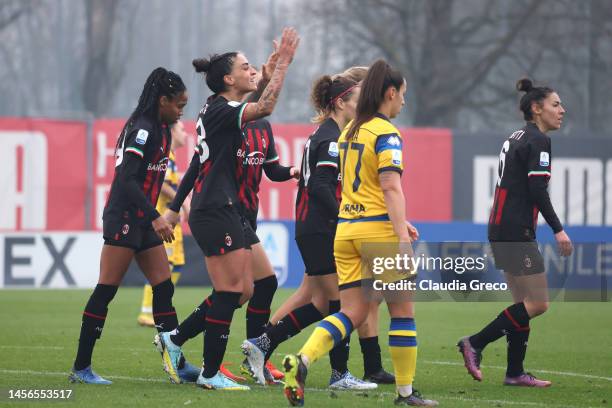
[296,233,336,276]
[490,241,545,275]
[189,206,246,257]
[243,216,260,247]
[103,218,162,252]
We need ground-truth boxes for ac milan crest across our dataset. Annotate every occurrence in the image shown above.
[225,233,232,247]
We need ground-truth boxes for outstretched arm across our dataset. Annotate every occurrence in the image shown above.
[241,27,300,122]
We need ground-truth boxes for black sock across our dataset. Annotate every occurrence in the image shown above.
[202,291,241,378]
[264,303,324,361]
[470,302,530,350]
[328,300,349,374]
[74,284,118,371]
[506,327,530,377]
[171,293,214,346]
[152,279,178,333]
[359,336,383,375]
[247,276,277,338]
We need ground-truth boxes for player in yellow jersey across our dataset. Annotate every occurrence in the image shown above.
[282,60,438,406]
[137,120,190,328]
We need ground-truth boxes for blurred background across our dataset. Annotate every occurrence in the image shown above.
[2,0,612,132]
[0,0,610,290]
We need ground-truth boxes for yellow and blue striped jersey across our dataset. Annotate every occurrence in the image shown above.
[336,113,403,239]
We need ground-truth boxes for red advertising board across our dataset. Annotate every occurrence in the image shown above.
[0,118,87,231]
[2,118,452,232]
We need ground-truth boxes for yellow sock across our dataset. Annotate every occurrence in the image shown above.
[171,271,181,285]
[141,284,153,314]
[389,317,417,387]
[299,312,353,365]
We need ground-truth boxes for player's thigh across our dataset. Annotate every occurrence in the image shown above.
[251,242,275,280]
[205,249,248,292]
[334,238,363,291]
[99,244,135,285]
[135,244,172,286]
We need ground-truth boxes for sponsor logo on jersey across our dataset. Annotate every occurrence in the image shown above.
[135,129,149,145]
[147,157,169,172]
[539,152,550,167]
[244,151,265,166]
[392,149,402,165]
[342,203,366,214]
[328,142,339,157]
[387,135,401,146]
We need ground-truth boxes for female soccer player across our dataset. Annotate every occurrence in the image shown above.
[281,59,438,406]
[458,78,572,387]
[69,67,188,385]
[137,120,190,329]
[154,27,299,391]
[242,72,374,390]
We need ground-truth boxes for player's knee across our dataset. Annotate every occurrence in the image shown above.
[241,283,254,302]
[527,300,549,317]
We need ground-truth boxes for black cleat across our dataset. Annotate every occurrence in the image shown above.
[394,389,439,406]
[363,368,395,384]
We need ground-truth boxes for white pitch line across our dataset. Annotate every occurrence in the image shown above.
[0,368,600,408]
[422,360,612,382]
[3,345,611,383]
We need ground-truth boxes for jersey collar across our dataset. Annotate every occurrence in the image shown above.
[375,112,391,122]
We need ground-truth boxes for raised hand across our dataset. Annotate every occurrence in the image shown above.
[261,40,279,83]
[276,27,300,65]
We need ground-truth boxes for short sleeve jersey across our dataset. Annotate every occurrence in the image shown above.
[239,119,280,223]
[337,113,403,222]
[104,116,171,224]
[488,122,553,241]
[295,118,341,237]
[191,96,249,211]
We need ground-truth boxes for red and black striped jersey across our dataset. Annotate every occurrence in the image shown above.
[488,122,563,242]
[295,118,342,237]
[104,116,171,224]
[171,96,248,213]
[238,119,282,222]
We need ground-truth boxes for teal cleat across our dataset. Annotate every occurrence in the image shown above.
[178,360,202,383]
[153,332,182,384]
[196,371,250,390]
[69,366,112,385]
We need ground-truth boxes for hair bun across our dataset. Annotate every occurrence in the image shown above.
[516,78,534,93]
[192,58,211,73]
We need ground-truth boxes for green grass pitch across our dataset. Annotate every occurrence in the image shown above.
[0,288,609,407]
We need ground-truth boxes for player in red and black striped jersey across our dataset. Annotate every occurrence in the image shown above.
[240,118,295,224]
[69,68,190,385]
[237,117,300,382]
[157,28,299,390]
[458,78,573,388]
